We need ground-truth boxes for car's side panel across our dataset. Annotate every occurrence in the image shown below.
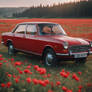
[13,33,27,50]
[25,35,65,56]
[22,35,40,53]
[2,32,67,56]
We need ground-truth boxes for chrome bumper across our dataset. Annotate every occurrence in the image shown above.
[56,53,69,56]
[56,51,92,56]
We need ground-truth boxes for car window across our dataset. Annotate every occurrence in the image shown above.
[38,24,67,35]
[14,24,26,34]
[26,25,37,35]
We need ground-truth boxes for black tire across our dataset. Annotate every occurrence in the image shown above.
[75,58,87,64]
[8,43,15,56]
[43,49,57,66]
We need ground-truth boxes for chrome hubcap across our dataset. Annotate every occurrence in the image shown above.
[46,53,53,66]
[8,45,13,55]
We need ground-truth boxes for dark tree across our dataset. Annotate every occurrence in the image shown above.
[13,1,92,18]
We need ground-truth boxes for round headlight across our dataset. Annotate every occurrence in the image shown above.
[63,42,68,49]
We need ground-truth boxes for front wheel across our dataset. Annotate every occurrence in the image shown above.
[75,58,87,64]
[43,49,57,66]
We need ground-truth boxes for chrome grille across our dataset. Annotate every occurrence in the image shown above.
[69,45,90,53]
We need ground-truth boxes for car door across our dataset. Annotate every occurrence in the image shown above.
[24,24,39,54]
[13,24,27,50]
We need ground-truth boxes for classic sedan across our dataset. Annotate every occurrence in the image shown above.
[1,22,92,66]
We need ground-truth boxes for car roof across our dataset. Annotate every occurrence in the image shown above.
[18,22,58,25]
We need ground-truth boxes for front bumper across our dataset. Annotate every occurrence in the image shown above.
[56,51,92,57]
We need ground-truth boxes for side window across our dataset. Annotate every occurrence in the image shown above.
[14,25,26,34]
[26,25,37,35]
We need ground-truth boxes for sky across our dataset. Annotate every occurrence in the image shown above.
[0,0,81,7]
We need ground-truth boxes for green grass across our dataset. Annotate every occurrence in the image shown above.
[0,44,92,92]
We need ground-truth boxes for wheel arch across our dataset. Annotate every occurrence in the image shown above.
[6,39,13,46]
[42,45,56,58]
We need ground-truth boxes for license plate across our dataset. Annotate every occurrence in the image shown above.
[74,53,87,58]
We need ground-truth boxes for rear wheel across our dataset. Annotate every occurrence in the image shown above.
[8,43,15,56]
[43,49,57,66]
[75,58,87,64]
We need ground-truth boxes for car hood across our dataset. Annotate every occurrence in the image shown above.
[51,35,89,46]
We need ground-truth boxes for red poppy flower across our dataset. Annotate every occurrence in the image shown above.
[32,79,38,85]
[1,83,6,87]
[64,73,69,78]
[7,74,12,78]
[60,72,69,78]
[72,73,80,81]
[66,89,72,92]
[56,81,61,86]
[66,71,70,76]
[72,73,77,79]
[62,69,65,72]
[24,69,30,74]
[10,58,14,62]
[60,71,64,76]
[78,89,81,92]
[6,82,12,88]
[19,70,23,74]
[78,71,82,75]
[0,54,2,58]
[26,77,31,83]
[39,68,46,75]
[0,63,2,67]
[39,80,46,87]
[16,68,20,71]
[14,78,19,83]
[27,65,31,69]
[13,74,16,78]
[62,86,67,91]
[75,76,80,82]
[36,67,41,72]
[3,60,7,63]
[48,89,53,92]
[44,79,49,84]
[34,65,39,70]
[0,58,4,61]
[15,61,22,66]
[47,74,51,77]
[78,85,83,89]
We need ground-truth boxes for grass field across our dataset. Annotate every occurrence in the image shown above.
[0,19,92,92]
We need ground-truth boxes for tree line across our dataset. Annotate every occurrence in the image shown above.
[13,1,92,18]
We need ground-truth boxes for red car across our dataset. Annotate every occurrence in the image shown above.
[1,22,92,66]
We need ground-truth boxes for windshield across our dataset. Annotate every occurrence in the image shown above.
[38,24,67,35]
